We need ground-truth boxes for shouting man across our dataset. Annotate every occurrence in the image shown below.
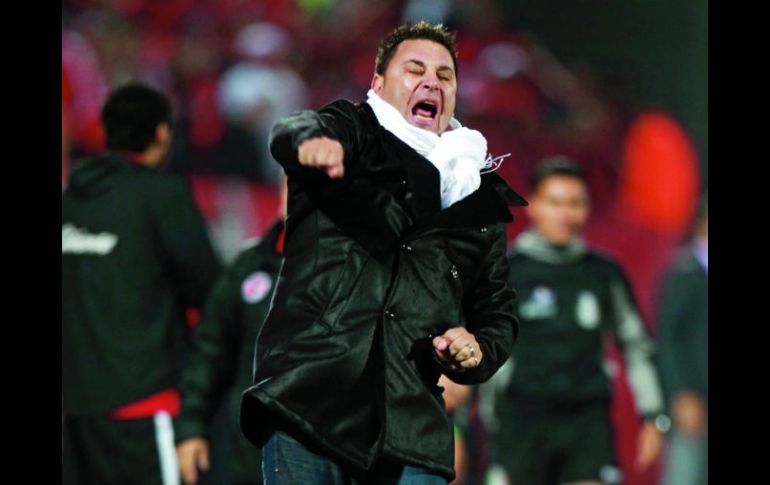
[240,22,526,485]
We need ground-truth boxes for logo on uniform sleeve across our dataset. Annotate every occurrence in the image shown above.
[575,290,601,329]
[241,271,273,304]
[519,285,557,319]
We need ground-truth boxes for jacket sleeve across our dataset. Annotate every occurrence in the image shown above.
[269,100,362,188]
[608,265,666,418]
[152,176,222,310]
[437,224,518,385]
[656,267,700,400]
[174,260,242,442]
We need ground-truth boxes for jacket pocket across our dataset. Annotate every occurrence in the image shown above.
[409,335,444,395]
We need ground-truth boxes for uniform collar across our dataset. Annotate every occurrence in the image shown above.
[692,237,708,274]
[514,229,587,264]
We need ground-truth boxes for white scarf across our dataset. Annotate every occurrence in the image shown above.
[366,89,487,209]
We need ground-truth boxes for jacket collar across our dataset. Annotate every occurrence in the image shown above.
[674,245,708,278]
[357,102,527,230]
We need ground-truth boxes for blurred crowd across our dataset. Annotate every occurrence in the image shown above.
[62,2,706,485]
[63,0,702,261]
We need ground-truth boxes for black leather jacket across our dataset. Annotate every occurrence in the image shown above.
[240,99,526,480]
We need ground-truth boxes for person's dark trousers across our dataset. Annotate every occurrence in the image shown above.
[262,431,447,485]
[62,412,180,485]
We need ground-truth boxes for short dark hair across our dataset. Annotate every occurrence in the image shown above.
[101,82,172,152]
[375,21,458,76]
[530,156,587,193]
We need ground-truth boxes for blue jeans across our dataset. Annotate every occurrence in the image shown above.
[262,431,447,485]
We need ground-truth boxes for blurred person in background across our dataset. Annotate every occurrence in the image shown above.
[165,19,262,181]
[217,21,310,185]
[62,82,222,485]
[656,194,708,485]
[61,27,108,159]
[240,21,526,485]
[175,179,288,485]
[482,157,667,485]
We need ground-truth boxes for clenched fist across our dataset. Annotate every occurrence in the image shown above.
[298,136,345,178]
[433,327,483,370]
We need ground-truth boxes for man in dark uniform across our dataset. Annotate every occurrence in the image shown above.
[239,21,527,485]
[657,194,708,485]
[62,82,222,485]
[483,157,667,485]
[175,182,287,485]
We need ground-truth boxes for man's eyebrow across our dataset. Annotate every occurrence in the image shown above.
[404,59,455,75]
[404,59,426,68]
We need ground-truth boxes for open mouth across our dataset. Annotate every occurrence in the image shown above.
[411,100,439,127]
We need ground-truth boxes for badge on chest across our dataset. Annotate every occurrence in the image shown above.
[575,290,601,330]
[241,271,273,304]
[519,285,558,319]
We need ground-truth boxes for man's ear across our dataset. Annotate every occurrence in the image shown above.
[155,122,171,145]
[371,74,384,93]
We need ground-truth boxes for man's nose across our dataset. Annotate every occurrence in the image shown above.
[421,76,440,91]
